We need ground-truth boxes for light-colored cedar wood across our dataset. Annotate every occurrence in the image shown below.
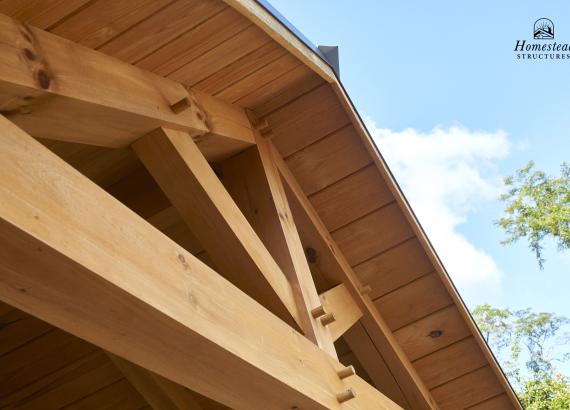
[309,165,395,232]
[0,13,204,141]
[0,329,98,397]
[133,127,300,328]
[195,42,288,96]
[374,273,454,331]
[99,0,226,63]
[135,7,251,76]
[223,2,520,407]
[394,306,471,361]
[0,0,90,29]
[430,366,505,410]
[0,116,399,409]
[413,337,488,389]
[326,81,522,409]
[342,324,409,408]
[241,64,324,113]
[319,284,362,341]
[0,308,52,355]
[244,63,321,110]
[353,238,435,299]
[274,144,436,410]
[332,203,414,267]
[1,350,116,408]
[50,0,169,49]
[169,25,272,86]
[214,53,301,103]
[285,125,373,196]
[222,0,336,82]
[0,13,255,160]
[221,138,337,357]
[267,84,351,157]
[63,379,148,410]
[108,354,205,410]
[466,394,514,410]
[192,89,258,161]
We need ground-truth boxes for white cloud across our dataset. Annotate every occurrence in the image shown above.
[365,118,510,302]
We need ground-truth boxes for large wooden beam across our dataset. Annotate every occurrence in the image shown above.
[132,127,301,330]
[273,142,438,410]
[221,135,337,357]
[0,115,400,409]
[0,12,253,161]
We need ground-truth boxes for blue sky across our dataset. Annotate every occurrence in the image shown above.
[269,0,569,372]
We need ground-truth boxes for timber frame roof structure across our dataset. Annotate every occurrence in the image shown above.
[0,1,521,409]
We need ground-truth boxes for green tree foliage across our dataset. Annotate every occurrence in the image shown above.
[497,161,570,269]
[520,374,570,410]
[473,305,570,408]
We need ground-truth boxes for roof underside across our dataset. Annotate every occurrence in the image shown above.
[0,0,519,409]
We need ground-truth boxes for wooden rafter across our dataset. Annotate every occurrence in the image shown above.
[0,114,400,409]
[221,133,337,357]
[0,12,254,161]
[132,127,300,328]
[272,141,438,410]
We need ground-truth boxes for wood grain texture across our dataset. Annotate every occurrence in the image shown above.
[343,324,409,408]
[245,64,323,113]
[0,12,254,160]
[0,0,90,29]
[333,203,414,267]
[50,0,169,48]
[413,337,488,389]
[99,0,226,64]
[285,125,372,196]
[133,127,300,328]
[466,394,514,410]
[0,115,399,409]
[319,284,362,341]
[394,306,471,361]
[353,238,434,299]
[268,84,350,157]
[275,144,437,410]
[221,139,337,357]
[375,273,453,331]
[430,366,505,410]
[309,165,394,232]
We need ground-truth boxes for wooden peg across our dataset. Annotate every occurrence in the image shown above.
[170,96,192,114]
[320,312,336,326]
[336,388,356,403]
[360,285,372,295]
[311,305,326,319]
[337,366,355,380]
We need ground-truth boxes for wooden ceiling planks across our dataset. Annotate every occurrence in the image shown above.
[332,203,415,267]
[49,0,170,49]
[393,305,472,362]
[285,125,373,196]
[430,366,505,410]
[309,164,394,232]
[0,0,520,408]
[374,273,454,332]
[413,337,489,390]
